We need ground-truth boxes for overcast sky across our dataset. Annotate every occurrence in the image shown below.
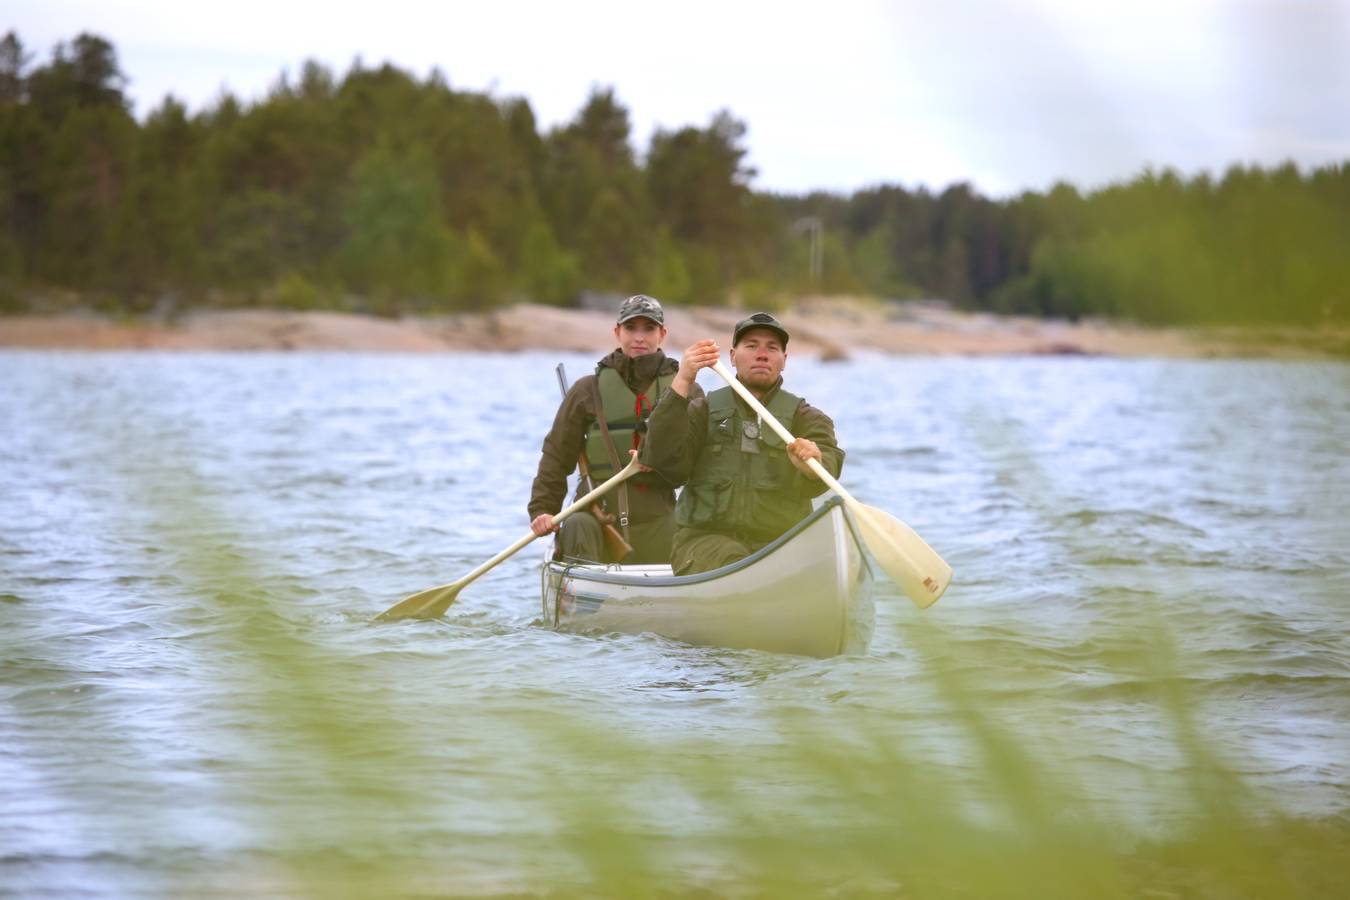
[11,0,1350,197]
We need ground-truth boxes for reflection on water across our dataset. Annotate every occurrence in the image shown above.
[2,351,1348,895]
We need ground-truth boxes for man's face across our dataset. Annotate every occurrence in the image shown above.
[614,318,667,358]
[730,328,787,390]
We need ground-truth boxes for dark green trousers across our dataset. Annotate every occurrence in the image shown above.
[557,511,675,565]
[669,527,773,575]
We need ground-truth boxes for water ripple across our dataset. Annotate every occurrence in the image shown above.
[2,351,1348,891]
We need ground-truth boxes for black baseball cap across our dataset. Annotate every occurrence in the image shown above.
[732,312,790,348]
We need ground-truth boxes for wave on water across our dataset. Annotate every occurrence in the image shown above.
[3,352,1349,895]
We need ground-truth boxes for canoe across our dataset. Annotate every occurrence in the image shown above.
[540,497,875,658]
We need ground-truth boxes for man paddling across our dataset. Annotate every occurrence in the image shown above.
[528,294,702,563]
[641,312,844,575]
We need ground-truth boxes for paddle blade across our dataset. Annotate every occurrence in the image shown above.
[375,582,463,622]
[851,503,952,608]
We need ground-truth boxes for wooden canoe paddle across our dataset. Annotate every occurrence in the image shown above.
[710,361,951,608]
[376,455,643,621]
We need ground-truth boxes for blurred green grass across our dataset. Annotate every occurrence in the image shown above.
[160,504,1348,898]
[15,421,1345,899]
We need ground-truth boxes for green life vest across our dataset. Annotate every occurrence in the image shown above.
[674,384,809,543]
[583,366,673,480]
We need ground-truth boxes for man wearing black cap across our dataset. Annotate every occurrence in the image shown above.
[641,312,844,575]
[527,294,703,563]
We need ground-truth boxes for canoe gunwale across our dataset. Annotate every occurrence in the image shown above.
[541,495,877,657]
[544,496,870,587]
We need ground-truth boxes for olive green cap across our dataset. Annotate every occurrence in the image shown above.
[732,311,789,347]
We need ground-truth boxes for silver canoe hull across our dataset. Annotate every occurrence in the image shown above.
[540,498,875,658]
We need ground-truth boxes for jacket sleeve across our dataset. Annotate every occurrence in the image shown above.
[527,378,592,520]
[639,386,708,488]
[791,400,845,500]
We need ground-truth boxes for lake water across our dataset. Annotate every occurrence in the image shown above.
[2,350,1348,896]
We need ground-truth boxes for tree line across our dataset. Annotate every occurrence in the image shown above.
[2,32,1345,325]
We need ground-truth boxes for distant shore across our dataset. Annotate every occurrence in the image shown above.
[1,299,1344,359]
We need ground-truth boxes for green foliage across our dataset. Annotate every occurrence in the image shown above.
[648,111,752,246]
[645,229,693,304]
[449,226,508,310]
[270,271,323,310]
[1010,165,1350,324]
[38,104,138,287]
[24,32,127,126]
[851,223,916,299]
[517,219,581,306]
[340,139,456,312]
[647,110,764,302]
[0,31,29,104]
[819,230,863,294]
[2,31,1347,324]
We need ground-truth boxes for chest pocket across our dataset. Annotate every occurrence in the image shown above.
[708,408,736,453]
[677,408,738,527]
[751,419,788,469]
[744,418,804,539]
[676,387,811,538]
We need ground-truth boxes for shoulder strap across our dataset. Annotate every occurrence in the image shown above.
[707,384,800,423]
[590,375,631,539]
[765,387,804,428]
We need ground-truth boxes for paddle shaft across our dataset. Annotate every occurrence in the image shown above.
[709,361,948,606]
[460,455,642,588]
[376,456,642,620]
[710,361,845,491]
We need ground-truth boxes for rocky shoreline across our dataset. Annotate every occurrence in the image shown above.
[1,299,1344,359]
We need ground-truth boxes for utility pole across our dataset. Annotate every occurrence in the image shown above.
[793,216,823,286]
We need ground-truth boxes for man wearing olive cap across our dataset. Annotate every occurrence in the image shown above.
[528,294,703,563]
[641,312,844,575]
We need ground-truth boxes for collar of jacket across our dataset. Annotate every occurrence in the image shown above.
[599,348,675,392]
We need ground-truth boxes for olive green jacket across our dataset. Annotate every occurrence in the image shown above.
[528,349,703,524]
[640,377,844,543]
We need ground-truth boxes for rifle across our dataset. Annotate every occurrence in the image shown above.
[556,363,634,562]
